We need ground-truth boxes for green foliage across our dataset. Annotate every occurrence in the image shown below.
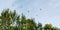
[44,24,52,29]
[0,8,59,30]
[37,23,42,30]
[9,26,14,30]
[44,24,52,30]
[0,9,20,30]
[26,19,36,30]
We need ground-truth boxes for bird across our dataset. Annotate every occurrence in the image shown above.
[19,5,23,9]
[36,14,38,16]
[27,10,30,13]
[40,8,42,11]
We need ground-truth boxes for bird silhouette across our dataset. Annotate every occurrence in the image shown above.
[27,10,30,13]
[40,8,42,11]
[36,14,38,16]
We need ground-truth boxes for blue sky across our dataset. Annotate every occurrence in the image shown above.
[0,0,60,28]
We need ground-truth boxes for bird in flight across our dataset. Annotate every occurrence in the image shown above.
[27,10,30,13]
[40,8,42,11]
[36,15,38,16]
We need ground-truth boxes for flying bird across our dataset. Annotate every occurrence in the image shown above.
[36,14,38,16]
[19,5,23,9]
[40,8,42,11]
[27,10,30,13]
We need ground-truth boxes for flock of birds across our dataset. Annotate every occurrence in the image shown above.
[19,5,42,17]
[27,8,42,17]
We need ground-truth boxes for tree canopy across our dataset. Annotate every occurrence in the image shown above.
[0,8,59,30]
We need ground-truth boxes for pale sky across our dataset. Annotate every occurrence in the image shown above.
[0,0,60,28]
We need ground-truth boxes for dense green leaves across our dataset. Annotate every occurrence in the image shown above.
[44,24,52,30]
[0,8,59,30]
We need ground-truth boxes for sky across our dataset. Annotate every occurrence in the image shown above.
[0,0,60,28]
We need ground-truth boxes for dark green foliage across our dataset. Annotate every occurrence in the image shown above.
[0,8,59,30]
[44,24,52,30]
[38,23,42,30]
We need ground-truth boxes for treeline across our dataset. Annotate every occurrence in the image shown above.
[0,9,60,30]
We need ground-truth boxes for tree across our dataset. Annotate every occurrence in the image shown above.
[44,24,52,30]
[16,15,20,30]
[9,26,14,30]
[37,22,42,30]
[26,18,36,30]
[1,9,11,30]
[21,14,26,24]
[51,27,59,30]
[0,8,60,30]
[20,14,26,30]
[0,9,20,30]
